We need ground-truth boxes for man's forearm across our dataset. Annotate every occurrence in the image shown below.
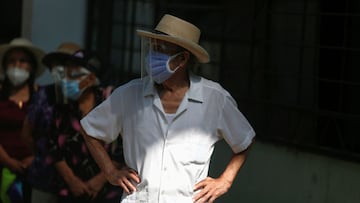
[80,128,117,176]
[219,148,249,186]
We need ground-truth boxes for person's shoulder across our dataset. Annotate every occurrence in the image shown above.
[124,77,144,86]
[198,76,229,95]
[37,83,55,93]
[31,84,56,100]
[111,77,145,95]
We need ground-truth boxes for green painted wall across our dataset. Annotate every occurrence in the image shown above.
[210,140,360,203]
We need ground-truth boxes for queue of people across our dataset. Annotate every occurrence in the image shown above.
[0,13,255,203]
[0,39,123,203]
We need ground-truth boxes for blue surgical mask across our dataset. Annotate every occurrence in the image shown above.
[61,79,82,100]
[147,51,182,84]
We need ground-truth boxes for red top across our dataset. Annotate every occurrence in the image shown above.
[0,99,32,160]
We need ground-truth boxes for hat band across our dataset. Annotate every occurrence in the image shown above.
[153,29,169,35]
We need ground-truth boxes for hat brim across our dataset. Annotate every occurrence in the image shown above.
[136,30,210,63]
[42,52,87,68]
[0,44,46,79]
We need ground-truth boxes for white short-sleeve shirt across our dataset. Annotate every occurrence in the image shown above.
[81,73,255,203]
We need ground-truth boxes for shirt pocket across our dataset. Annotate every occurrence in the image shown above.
[169,143,210,165]
[122,188,149,203]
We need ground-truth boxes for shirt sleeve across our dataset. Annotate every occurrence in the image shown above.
[218,94,255,153]
[80,90,122,143]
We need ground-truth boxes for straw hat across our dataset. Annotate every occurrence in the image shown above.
[43,43,102,77]
[42,42,82,68]
[136,14,210,63]
[0,38,46,78]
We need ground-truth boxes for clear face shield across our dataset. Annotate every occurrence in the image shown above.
[51,64,96,103]
[51,65,66,103]
[140,36,184,84]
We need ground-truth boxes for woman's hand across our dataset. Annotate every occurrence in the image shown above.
[67,175,92,197]
[21,156,34,168]
[7,158,27,174]
[86,173,106,199]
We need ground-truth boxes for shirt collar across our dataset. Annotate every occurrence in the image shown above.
[187,72,203,103]
[142,72,203,103]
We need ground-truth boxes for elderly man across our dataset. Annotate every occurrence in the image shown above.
[80,14,255,203]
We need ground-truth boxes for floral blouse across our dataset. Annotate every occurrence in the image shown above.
[29,85,123,202]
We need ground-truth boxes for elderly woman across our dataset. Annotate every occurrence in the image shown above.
[0,38,45,203]
[42,48,123,203]
[22,42,83,203]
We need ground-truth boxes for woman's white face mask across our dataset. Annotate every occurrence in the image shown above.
[6,67,30,86]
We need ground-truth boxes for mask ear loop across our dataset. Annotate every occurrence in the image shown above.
[79,73,96,91]
[166,52,183,73]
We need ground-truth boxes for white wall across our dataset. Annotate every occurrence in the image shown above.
[24,0,87,52]
[22,0,87,85]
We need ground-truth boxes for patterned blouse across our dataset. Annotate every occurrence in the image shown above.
[28,85,123,202]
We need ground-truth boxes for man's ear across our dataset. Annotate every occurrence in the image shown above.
[79,73,97,89]
[179,51,190,67]
[182,51,190,60]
